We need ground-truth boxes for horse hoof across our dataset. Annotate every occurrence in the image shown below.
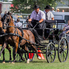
[37,56,41,60]
[2,61,5,63]
[27,59,30,63]
[23,58,25,61]
[9,62,11,63]
[12,62,15,64]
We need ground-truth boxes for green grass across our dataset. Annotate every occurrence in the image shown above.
[0,47,69,69]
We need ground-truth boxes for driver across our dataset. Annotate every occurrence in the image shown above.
[28,5,45,43]
[28,5,45,29]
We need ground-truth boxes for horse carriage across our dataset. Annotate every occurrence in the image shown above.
[0,15,68,63]
[14,19,68,63]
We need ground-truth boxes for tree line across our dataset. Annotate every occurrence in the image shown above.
[10,0,64,13]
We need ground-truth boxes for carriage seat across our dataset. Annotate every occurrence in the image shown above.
[45,20,65,23]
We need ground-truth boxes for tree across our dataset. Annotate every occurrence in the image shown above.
[10,0,64,13]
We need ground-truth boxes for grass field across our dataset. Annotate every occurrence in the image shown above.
[0,47,69,69]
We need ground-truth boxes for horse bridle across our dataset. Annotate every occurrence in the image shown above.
[3,15,11,29]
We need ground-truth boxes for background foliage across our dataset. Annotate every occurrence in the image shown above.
[11,0,64,13]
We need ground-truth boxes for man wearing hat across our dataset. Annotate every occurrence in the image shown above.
[44,5,54,38]
[28,5,45,29]
[52,7,55,12]
[44,5,54,21]
[28,5,45,42]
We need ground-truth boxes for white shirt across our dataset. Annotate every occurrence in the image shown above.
[44,11,54,20]
[30,10,45,21]
[15,22,22,28]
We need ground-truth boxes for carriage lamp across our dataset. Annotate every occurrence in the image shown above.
[53,25,56,28]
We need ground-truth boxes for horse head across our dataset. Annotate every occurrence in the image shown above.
[4,15,13,28]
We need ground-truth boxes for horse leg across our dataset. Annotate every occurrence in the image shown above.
[17,47,25,61]
[23,45,29,63]
[0,42,7,57]
[31,45,41,59]
[6,45,12,62]
[12,42,18,63]
[2,49,5,63]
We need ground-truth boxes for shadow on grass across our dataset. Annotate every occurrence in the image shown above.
[0,60,26,63]
[31,61,47,63]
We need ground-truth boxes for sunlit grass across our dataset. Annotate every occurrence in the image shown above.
[0,46,69,69]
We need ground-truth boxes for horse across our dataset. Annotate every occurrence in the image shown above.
[0,15,41,63]
[0,15,12,63]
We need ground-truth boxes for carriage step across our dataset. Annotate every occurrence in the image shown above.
[40,40,49,44]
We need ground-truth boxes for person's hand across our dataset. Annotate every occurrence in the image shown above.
[66,30,69,34]
[28,19,32,23]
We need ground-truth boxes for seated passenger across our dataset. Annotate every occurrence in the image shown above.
[59,20,69,39]
[44,5,54,38]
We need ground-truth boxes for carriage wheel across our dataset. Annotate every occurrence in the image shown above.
[46,42,56,63]
[58,37,68,62]
[25,50,35,62]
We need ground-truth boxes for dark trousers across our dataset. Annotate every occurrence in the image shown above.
[28,20,45,29]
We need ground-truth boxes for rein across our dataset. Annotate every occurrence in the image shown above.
[4,26,24,37]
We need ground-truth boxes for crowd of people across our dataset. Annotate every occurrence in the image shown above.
[51,7,65,12]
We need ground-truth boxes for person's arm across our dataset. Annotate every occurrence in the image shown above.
[39,11,45,23]
[39,19,44,23]
[66,30,69,34]
[28,11,34,23]
[63,27,65,31]
[28,18,32,22]
[51,12,54,20]
[52,17,54,20]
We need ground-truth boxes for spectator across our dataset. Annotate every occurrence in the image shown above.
[52,7,55,12]
[3,11,7,20]
[62,10,64,12]
[26,15,31,22]
[15,18,22,28]
[56,9,60,12]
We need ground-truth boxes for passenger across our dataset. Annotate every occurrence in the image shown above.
[44,5,54,38]
[59,20,69,39]
[15,18,22,28]
[44,5,54,21]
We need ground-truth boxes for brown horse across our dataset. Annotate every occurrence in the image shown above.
[0,15,12,63]
[0,15,41,63]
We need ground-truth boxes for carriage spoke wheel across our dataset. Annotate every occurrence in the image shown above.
[58,37,68,62]
[25,49,35,62]
[46,42,56,63]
